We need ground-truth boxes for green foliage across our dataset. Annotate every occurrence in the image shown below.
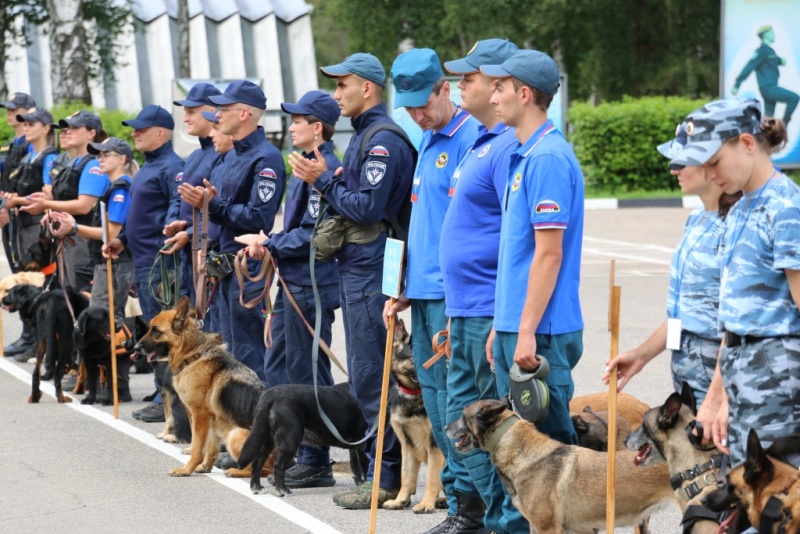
[569,96,703,193]
[81,0,134,83]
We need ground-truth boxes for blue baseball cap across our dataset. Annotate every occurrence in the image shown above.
[87,137,134,161]
[444,39,520,75]
[657,122,689,159]
[122,105,175,130]
[16,107,54,126]
[320,53,386,87]
[209,80,267,110]
[391,48,444,108]
[0,92,36,110]
[280,90,340,126]
[201,110,219,123]
[174,82,222,107]
[480,50,560,96]
[56,110,103,132]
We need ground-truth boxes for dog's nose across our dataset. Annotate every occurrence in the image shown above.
[133,342,143,354]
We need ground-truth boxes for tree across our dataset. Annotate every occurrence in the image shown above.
[46,0,91,103]
[177,0,190,78]
[0,0,48,100]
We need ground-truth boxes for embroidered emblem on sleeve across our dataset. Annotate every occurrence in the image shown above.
[112,193,125,203]
[89,166,103,175]
[535,200,560,213]
[369,145,389,157]
[258,180,276,202]
[308,194,321,218]
[175,172,183,182]
[366,161,387,185]
[259,168,277,179]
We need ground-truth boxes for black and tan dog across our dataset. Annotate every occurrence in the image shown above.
[625,384,727,534]
[705,429,800,534]
[382,318,446,513]
[237,382,368,497]
[447,399,679,533]
[569,391,650,452]
[134,296,266,477]
[2,284,89,403]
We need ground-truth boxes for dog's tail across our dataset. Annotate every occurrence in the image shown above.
[237,393,274,468]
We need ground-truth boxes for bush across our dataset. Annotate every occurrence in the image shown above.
[569,96,705,193]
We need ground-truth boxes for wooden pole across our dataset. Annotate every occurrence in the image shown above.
[368,301,396,534]
[607,262,621,532]
[607,259,615,332]
[104,209,119,419]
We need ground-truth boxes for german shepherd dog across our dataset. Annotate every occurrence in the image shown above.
[705,429,800,534]
[237,382,369,496]
[625,384,729,534]
[153,361,192,444]
[2,284,89,403]
[382,318,446,513]
[134,296,266,476]
[447,399,679,533]
[569,392,650,452]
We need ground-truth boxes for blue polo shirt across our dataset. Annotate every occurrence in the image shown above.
[494,120,584,334]
[126,141,185,269]
[76,157,109,197]
[208,127,286,253]
[166,136,220,232]
[268,141,341,287]
[405,108,478,300]
[441,123,517,317]
[313,103,415,270]
[106,175,132,224]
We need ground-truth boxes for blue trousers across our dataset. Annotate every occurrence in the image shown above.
[445,317,508,531]
[493,330,583,534]
[217,258,267,383]
[411,299,456,515]
[263,282,339,466]
[339,268,401,489]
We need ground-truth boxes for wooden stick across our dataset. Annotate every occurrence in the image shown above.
[608,259,615,332]
[607,276,621,532]
[368,302,396,534]
[104,210,119,419]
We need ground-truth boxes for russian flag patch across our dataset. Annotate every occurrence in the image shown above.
[535,200,560,214]
[112,194,125,203]
[175,172,183,182]
[89,166,103,175]
[369,145,389,157]
[259,168,277,179]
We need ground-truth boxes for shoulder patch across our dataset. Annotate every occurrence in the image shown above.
[259,168,277,179]
[89,166,103,175]
[258,180,276,202]
[175,172,183,182]
[307,194,321,218]
[369,145,389,157]
[535,200,560,213]
[112,193,126,203]
[366,161,387,185]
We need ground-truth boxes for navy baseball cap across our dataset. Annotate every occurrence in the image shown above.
[0,92,36,110]
[445,39,520,75]
[391,48,444,108]
[209,80,267,110]
[201,110,219,123]
[320,53,386,87]
[57,110,103,132]
[87,137,134,161]
[122,105,175,130]
[174,82,222,107]
[16,107,54,125]
[480,50,561,96]
[281,90,340,126]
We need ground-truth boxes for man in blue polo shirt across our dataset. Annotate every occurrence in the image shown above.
[105,104,185,423]
[178,80,286,382]
[163,82,223,306]
[481,50,585,534]
[383,47,479,526]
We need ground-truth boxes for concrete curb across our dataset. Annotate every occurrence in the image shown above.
[585,195,701,210]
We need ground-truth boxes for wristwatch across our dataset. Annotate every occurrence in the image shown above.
[68,224,79,237]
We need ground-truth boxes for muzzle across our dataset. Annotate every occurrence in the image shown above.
[508,357,550,424]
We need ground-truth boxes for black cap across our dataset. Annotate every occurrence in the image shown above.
[87,137,134,161]
[16,107,54,125]
[57,110,103,132]
[0,92,36,110]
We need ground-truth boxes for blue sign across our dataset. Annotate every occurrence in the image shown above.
[382,238,405,298]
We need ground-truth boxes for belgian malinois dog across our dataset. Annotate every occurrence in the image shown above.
[569,391,650,452]
[704,429,800,534]
[135,296,266,477]
[447,399,679,534]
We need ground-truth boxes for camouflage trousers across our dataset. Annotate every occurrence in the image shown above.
[720,336,800,465]
[670,332,720,408]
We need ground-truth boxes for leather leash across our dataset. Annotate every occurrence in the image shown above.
[423,329,451,369]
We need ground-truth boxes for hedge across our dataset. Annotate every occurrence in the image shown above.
[569,96,705,193]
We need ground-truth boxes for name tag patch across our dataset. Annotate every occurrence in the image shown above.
[366,161,386,185]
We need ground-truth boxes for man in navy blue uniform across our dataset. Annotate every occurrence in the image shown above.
[105,104,185,423]
[290,53,415,509]
[179,80,286,382]
[162,82,222,306]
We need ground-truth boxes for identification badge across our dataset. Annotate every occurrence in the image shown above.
[666,318,682,351]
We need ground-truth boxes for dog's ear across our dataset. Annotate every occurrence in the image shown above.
[766,434,800,466]
[582,405,595,414]
[477,399,509,427]
[743,428,774,488]
[77,310,88,336]
[172,295,193,329]
[679,382,697,414]
[657,392,683,430]
[572,415,588,435]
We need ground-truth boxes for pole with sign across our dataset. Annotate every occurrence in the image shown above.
[368,237,405,534]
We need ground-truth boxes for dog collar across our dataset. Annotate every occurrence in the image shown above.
[484,414,521,454]
[669,453,725,497]
[174,353,202,374]
[398,384,422,396]
[41,262,57,276]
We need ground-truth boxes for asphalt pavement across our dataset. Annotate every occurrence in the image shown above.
[0,207,693,533]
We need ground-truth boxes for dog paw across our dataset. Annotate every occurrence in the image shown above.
[435,497,447,509]
[27,394,41,404]
[251,485,268,495]
[161,434,179,444]
[57,394,73,404]
[81,397,96,405]
[101,399,113,406]
[412,502,437,514]
[275,487,291,497]
[180,447,191,455]
[383,498,411,510]
[168,467,192,477]
[194,464,213,473]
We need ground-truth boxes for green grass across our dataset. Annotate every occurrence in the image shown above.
[585,187,683,200]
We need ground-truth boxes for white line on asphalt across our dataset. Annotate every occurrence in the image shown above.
[0,357,343,534]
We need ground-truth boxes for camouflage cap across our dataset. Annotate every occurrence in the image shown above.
[669,98,762,168]
[657,121,688,159]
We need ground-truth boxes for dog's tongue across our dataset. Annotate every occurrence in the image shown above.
[145,351,157,363]
[717,508,739,534]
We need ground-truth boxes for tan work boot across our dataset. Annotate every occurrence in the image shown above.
[336,480,400,510]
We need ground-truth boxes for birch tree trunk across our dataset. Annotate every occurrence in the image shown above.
[47,0,92,104]
[177,0,190,78]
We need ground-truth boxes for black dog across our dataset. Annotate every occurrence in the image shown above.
[153,360,192,443]
[2,284,89,403]
[73,306,135,405]
[237,382,368,496]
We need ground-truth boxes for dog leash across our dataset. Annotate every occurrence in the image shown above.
[234,248,275,348]
[191,190,210,316]
[423,329,451,369]
[148,245,181,311]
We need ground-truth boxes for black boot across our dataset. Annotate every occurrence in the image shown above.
[116,356,133,403]
[6,320,35,356]
[424,491,485,534]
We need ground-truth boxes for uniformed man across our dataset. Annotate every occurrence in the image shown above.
[383,47,480,528]
[290,52,415,509]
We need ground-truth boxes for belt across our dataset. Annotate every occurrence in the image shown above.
[681,330,720,343]
[725,332,777,347]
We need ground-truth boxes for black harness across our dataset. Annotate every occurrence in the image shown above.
[0,139,30,191]
[50,154,95,225]
[88,177,132,264]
